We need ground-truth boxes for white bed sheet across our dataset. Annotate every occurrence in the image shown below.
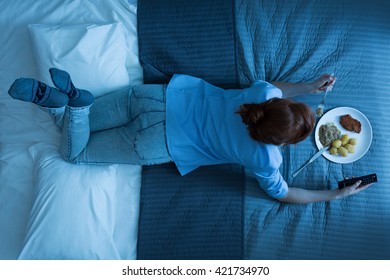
[0,0,142,259]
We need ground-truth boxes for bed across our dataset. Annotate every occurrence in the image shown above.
[1,0,390,260]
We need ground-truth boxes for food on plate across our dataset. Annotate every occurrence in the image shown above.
[330,147,338,155]
[338,146,348,157]
[331,139,342,148]
[340,114,361,133]
[316,108,368,161]
[328,133,357,157]
[345,143,355,154]
[319,122,341,146]
[340,134,349,145]
[349,138,357,145]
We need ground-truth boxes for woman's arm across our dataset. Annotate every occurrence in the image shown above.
[277,180,372,204]
[271,74,336,99]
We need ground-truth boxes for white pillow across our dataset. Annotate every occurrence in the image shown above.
[18,149,121,260]
[28,22,130,97]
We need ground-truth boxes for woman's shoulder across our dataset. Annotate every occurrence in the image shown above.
[245,80,283,101]
[241,143,282,173]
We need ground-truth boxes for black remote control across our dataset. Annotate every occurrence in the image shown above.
[338,173,377,189]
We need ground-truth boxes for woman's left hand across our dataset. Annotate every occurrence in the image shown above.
[310,74,336,93]
[336,180,373,199]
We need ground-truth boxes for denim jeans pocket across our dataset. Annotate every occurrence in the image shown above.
[135,121,169,161]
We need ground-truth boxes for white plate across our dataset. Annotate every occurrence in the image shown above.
[314,107,373,164]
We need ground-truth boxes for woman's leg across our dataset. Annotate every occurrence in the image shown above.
[88,84,168,132]
[88,87,133,132]
[58,105,92,162]
[43,103,135,164]
[61,84,171,165]
[8,74,170,165]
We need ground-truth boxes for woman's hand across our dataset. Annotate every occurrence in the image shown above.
[310,74,336,93]
[272,73,336,98]
[278,179,373,204]
[335,180,373,199]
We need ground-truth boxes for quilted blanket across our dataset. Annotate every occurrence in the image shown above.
[137,163,244,260]
[138,0,237,87]
[239,0,390,259]
[138,0,390,259]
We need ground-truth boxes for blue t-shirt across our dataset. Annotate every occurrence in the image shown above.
[166,74,288,199]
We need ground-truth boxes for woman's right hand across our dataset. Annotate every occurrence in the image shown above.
[310,74,336,93]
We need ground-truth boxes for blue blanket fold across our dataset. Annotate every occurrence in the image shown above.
[137,163,244,260]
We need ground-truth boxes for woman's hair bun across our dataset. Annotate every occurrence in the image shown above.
[237,103,264,126]
[236,98,316,145]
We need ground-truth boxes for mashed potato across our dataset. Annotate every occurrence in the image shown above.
[319,122,341,146]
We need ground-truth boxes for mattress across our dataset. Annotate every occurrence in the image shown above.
[0,0,143,259]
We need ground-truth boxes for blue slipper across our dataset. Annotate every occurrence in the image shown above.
[49,68,94,107]
[8,78,68,108]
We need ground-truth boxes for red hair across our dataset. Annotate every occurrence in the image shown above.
[237,98,315,145]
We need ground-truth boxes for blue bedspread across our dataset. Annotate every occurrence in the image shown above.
[137,0,390,259]
[137,163,243,260]
[239,0,390,260]
[138,0,238,88]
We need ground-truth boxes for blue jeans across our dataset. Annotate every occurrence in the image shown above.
[46,84,172,165]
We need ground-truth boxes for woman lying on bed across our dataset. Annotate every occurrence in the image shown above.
[8,68,372,204]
